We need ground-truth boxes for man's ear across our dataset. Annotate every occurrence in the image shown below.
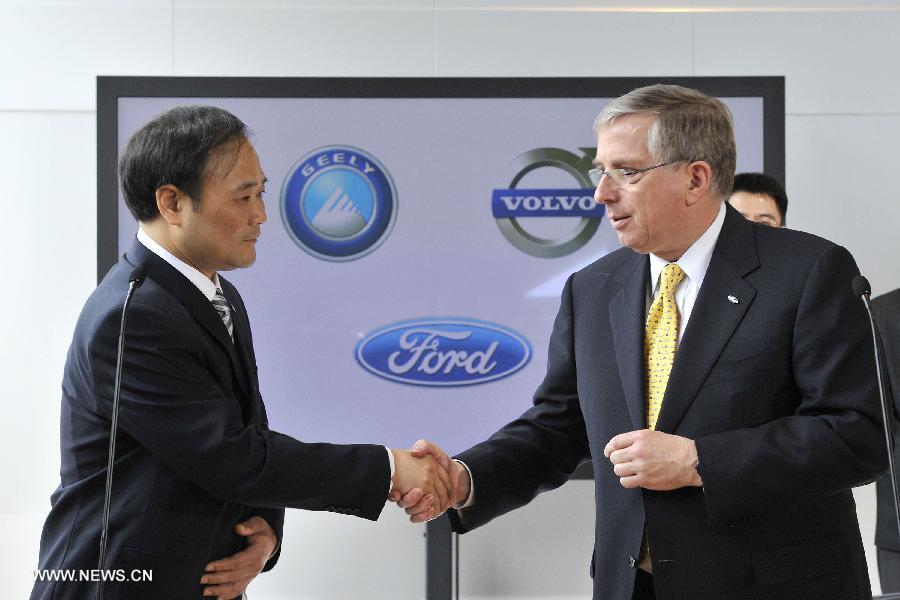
[156,184,187,225]
[685,161,714,206]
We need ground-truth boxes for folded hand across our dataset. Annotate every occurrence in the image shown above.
[200,516,277,599]
[603,429,701,490]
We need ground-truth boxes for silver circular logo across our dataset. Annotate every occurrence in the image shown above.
[492,147,602,258]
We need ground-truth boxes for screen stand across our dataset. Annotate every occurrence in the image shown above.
[426,518,455,599]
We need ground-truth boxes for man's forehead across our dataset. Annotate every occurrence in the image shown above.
[594,115,653,162]
[598,114,654,136]
[233,176,268,192]
[205,139,261,182]
[731,190,777,206]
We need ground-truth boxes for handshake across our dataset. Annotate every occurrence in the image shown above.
[388,440,471,523]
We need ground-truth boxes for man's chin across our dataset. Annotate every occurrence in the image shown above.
[614,232,641,253]
[221,256,256,272]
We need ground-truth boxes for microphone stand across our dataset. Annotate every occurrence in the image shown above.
[854,276,900,600]
[97,267,145,600]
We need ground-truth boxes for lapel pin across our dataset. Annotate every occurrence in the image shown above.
[727,295,739,304]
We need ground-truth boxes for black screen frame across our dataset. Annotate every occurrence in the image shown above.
[96,75,785,599]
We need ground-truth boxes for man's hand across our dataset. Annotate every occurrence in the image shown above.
[603,429,702,490]
[390,442,454,521]
[200,516,277,599]
[390,439,471,523]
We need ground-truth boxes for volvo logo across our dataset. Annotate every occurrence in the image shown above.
[492,147,603,258]
[281,145,397,261]
[355,318,532,387]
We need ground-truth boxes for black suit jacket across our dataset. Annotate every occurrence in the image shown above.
[872,289,900,552]
[32,238,390,600]
[449,205,887,600]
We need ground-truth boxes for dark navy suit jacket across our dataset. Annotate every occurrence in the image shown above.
[32,238,390,599]
[872,288,900,552]
[449,205,887,600]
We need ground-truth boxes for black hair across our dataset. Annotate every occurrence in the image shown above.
[731,172,788,224]
[119,105,248,222]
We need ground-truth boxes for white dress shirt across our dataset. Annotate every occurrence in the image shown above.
[137,228,221,300]
[647,200,727,344]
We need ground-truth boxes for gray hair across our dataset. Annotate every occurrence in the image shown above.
[593,84,736,199]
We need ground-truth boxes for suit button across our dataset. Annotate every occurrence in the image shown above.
[628,555,636,568]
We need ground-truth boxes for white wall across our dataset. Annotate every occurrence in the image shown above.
[3,1,899,598]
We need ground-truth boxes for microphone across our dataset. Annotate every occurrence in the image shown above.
[852,275,900,546]
[129,265,146,287]
[97,264,146,600]
[852,274,870,298]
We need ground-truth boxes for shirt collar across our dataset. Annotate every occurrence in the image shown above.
[649,201,727,294]
[137,228,222,301]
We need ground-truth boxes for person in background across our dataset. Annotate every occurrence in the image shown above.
[728,171,787,227]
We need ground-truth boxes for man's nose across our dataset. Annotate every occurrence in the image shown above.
[254,196,267,224]
[594,173,618,205]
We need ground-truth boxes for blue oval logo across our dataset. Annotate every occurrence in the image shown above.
[355,318,532,387]
[281,145,397,261]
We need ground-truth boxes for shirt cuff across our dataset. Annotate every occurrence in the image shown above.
[453,459,475,509]
[385,446,395,496]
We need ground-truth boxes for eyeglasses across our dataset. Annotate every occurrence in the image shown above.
[587,160,686,187]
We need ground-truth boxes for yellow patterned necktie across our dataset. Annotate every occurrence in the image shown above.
[645,263,685,430]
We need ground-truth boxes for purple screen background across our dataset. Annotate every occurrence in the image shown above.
[116,95,764,455]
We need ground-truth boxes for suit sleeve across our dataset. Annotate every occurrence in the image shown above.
[695,244,888,527]
[449,274,590,532]
[87,298,390,520]
[228,291,287,570]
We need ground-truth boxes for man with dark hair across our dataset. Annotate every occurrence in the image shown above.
[872,289,900,594]
[31,105,451,600]
[728,171,788,227]
[400,85,886,600]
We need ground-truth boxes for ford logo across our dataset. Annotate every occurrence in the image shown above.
[355,318,532,387]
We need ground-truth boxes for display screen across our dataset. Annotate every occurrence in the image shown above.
[99,77,783,456]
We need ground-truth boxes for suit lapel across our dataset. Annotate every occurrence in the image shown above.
[220,280,263,425]
[655,206,760,433]
[124,238,252,400]
[609,253,651,431]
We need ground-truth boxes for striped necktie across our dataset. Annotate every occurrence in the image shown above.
[645,263,685,430]
[212,289,234,341]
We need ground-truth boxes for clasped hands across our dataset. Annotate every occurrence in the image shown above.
[389,440,471,523]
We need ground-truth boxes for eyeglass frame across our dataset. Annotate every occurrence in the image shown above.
[587,159,693,188]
